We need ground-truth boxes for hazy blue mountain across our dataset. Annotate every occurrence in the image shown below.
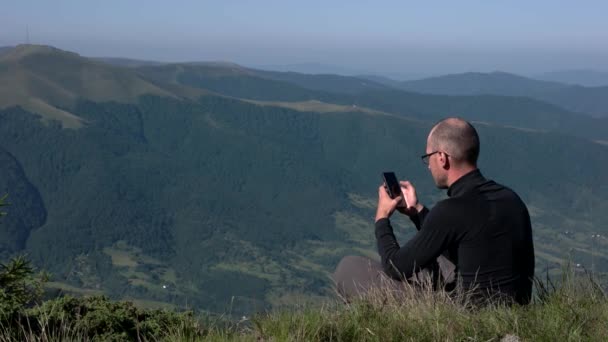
[544,85,608,119]
[356,74,403,88]
[398,72,608,118]
[535,69,608,87]
[399,71,565,95]
[1,45,607,314]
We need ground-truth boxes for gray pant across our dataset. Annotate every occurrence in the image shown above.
[332,255,456,300]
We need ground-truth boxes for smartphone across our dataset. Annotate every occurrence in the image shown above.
[382,172,401,199]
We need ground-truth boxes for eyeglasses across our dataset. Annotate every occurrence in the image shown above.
[421,151,440,165]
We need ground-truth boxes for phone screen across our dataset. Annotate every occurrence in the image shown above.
[382,172,401,199]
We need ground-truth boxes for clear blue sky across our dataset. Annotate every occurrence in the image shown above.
[3,0,608,75]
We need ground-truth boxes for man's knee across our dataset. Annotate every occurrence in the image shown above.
[333,255,378,281]
[335,255,368,274]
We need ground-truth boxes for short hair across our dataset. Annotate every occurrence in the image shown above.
[429,118,480,165]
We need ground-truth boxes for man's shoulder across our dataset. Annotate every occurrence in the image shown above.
[480,179,530,214]
[429,197,468,216]
[491,179,526,198]
[480,178,524,197]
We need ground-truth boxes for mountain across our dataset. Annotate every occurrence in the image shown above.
[135,62,390,97]
[92,57,166,68]
[1,45,607,314]
[400,72,564,96]
[0,45,179,128]
[398,72,608,118]
[250,69,391,94]
[356,74,404,88]
[535,69,608,87]
[250,63,369,76]
[251,63,431,81]
[135,64,608,141]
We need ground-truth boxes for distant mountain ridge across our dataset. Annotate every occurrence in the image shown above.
[249,69,390,95]
[251,62,368,76]
[3,45,608,136]
[535,69,608,87]
[400,72,565,95]
[92,57,166,68]
[399,71,608,118]
[53,49,608,118]
[133,61,608,141]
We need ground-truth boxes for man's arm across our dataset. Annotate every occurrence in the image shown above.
[408,206,429,231]
[397,181,428,231]
[375,202,456,280]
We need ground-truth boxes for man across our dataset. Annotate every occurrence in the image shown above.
[333,117,535,305]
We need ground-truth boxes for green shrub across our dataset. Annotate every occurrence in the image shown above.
[20,295,205,341]
[0,256,48,318]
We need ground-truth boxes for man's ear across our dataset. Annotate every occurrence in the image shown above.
[441,152,450,169]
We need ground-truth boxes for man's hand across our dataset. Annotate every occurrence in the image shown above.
[375,185,403,222]
[396,181,424,216]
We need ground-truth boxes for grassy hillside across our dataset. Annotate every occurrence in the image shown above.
[0,45,209,128]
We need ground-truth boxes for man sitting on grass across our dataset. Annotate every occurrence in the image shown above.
[333,117,535,305]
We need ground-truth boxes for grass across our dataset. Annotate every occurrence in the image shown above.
[23,98,85,129]
[226,271,608,341]
[2,269,606,341]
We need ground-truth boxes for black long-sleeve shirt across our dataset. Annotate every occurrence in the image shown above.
[375,169,535,304]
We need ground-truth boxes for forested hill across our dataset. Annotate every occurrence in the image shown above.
[1,45,607,314]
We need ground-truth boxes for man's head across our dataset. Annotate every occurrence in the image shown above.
[425,118,480,189]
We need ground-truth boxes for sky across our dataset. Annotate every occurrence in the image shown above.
[2,0,608,76]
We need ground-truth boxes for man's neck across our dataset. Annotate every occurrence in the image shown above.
[446,166,478,188]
